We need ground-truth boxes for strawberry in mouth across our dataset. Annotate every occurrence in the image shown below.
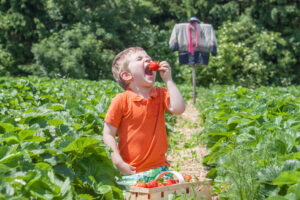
[149,61,159,71]
[145,66,154,76]
[145,67,153,76]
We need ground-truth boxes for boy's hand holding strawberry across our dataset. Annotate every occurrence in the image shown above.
[149,61,159,71]
[149,61,172,83]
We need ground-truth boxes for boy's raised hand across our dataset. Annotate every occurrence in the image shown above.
[117,161,136,175]
[159,61,172,83]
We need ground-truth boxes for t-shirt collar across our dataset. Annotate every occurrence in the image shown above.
[130,88,158,101]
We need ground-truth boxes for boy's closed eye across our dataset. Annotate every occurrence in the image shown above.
[136,56,151,62]
[136,56,143,61]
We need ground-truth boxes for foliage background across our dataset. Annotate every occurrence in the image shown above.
[1,1,300,199]
[0,0,299,87]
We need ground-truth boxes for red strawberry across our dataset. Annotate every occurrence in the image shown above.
[164,178,176,186]
[135,182,147,188]
[147,180,158,188]
[149,61,159,71]
[135,179,147,188]
[158,183,164,187]
[183,174,192,182]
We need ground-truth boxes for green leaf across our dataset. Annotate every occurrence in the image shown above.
[227,116,242,125]
[205,131,234,138]
[48,104,65,111]
[206,168,217,179]
[97,185,112,196]
[60,178,73,200]
[62,137,99,153]
[272,171,300,186]
[0,152,23,167]
[0,145,18,159]
[287,181,300,199]
[267,196,289,200]
[71,106,85,116]
[292,152,300,159]
[53,163,74,181]
[236,87,247,96]
[18,129,38,141]
[263,122,279,130]
[29,117,48,128]
[236,133,256,143]
[236,118,254,128]
[48,120,64,127]
[25,136,46,143]
[0,122,16,133]
[73,123,83,130]
[276,133,295,153]
[3,136,19,144]
[76,194,94,200]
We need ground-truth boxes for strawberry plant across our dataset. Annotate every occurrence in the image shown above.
[195,85,300,199]
[0,76,179,199]
[0,77,123,199]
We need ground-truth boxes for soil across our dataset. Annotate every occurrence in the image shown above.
[167,101,219,200]
[166,100,210,180]
[166,100,219,199]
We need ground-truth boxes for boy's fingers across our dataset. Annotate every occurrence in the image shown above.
[130,165,136,170]
[130,166,136,174]
[129,169,136,174]
[159,67,170,73]
[159,61,170,67]
[158,67,165,72]
[159,60,168,65]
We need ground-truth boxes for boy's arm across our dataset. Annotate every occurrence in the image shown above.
[165,80,185,114]
[103,122,136,175]
[159,61,185,114]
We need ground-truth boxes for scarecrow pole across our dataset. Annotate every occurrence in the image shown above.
[192,64,196,104]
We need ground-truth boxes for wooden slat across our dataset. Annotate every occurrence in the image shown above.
[128,180,211,193]
[125,179,212,200]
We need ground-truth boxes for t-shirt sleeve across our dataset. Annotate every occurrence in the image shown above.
[104,94,123,128]
[160,87,171,113]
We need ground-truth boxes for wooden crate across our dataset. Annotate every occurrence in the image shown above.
[125,179,212,200]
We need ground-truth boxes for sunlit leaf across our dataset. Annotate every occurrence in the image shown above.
[272,171,300,186]
[62,137,99,153]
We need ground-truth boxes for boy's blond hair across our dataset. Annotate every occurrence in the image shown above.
[112,47,145,90]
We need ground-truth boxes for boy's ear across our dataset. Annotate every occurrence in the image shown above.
[120,71,133,81]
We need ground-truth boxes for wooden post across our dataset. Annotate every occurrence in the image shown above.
[192,64,196,104]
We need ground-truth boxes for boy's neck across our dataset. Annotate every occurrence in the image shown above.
[128,86,153,99]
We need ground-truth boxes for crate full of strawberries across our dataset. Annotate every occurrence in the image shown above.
[125,171,211,200]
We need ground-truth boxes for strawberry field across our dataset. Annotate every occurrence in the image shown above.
[0,77,125,199]
[1,76,300,200]
[195,85,300,200]
[0,76,178,200]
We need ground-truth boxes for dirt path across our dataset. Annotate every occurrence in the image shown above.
[166,100,210,180]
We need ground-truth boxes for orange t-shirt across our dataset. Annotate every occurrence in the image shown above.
[104,87,171,173]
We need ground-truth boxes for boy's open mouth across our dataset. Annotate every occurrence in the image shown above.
[145,67,153,76]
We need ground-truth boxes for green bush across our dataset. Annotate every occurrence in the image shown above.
[31,23,114,80]
[196,16,297,87]
[0,0,298,86]
[0,45,13,76]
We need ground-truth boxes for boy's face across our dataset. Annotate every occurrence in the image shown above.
[126,50,156,88]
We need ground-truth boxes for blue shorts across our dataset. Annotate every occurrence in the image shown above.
[116,166,173,186]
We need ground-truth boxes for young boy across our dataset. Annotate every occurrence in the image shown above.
[103,47,185,185]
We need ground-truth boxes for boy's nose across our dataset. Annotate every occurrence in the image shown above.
[145,58,151,63]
